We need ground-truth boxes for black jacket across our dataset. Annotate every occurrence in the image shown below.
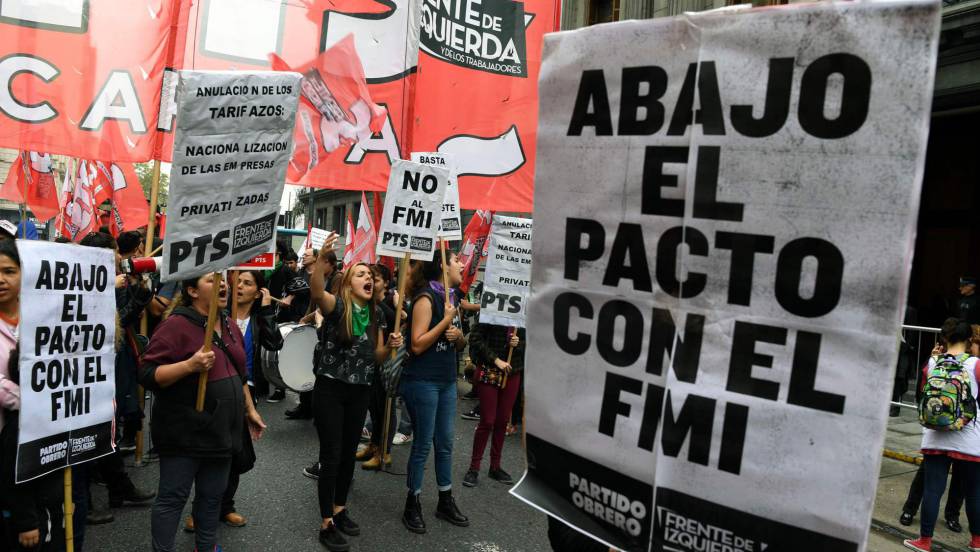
[139,307,246,458]
[469,323,526,373]
[232,303,284,381]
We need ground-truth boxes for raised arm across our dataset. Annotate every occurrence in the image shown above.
[310,234,340,315]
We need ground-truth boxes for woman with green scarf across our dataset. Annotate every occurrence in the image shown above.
[309,235,403,552]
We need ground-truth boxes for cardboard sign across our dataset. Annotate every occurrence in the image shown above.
[510,2,940,551]
[480,216,532,327]
[162,70,301,281]
[15,241,117,483]
[376,159,448,261]
[412,152,463,240]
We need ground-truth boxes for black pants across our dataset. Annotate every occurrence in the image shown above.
[904,460,964,518]
[97,450,135,504]
[314,376,371,519]
[298,390,314,415]
[368,377,396,452]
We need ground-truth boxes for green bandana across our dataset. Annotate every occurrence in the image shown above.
[351,302,370,337]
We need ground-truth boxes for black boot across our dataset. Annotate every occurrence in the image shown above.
[435,490,469,527]
[402,492,426,534]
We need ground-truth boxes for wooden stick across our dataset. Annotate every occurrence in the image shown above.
[146,243,162,259]
[229,270,239,322]
[135,160,161,465]
[64,466,74,552]
[439,240,451,305]
[501,327,516,389]
[195,272,223,412]
[379,253,411,467]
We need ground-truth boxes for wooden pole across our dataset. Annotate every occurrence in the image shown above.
[229,270,239,323]
[379,253,411,468]
[64,466,74,552]
[135,159,161,466]
[195,272,223,412]
[439,240,450,304]
[501,327,516,389]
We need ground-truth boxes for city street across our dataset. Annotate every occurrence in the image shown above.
[86,386,551,551]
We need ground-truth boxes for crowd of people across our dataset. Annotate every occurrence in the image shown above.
[0,227,542,552]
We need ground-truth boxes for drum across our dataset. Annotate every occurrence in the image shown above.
[262,323,318,393]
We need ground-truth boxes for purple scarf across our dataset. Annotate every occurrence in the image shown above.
[428,280,458,306]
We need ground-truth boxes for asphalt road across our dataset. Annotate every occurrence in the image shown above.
[85,384,550,552]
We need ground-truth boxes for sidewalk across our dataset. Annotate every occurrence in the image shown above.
[873,406,972,552]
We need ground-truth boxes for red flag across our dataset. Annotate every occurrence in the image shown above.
[93,162,150,235]
[156,213,167,239]
[350,192,377,265]
[458,210,494,293]
[373,192,395,271]
[343,211,356,266]
[270,34,387,182]
[1,152,62,222]
[55,160,101,241]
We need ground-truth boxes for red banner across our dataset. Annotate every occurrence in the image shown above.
[0,0,181,161]
[161,0,417,190]
[410,0,559,212]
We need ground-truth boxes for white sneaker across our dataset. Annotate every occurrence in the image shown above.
[393,432,413,445]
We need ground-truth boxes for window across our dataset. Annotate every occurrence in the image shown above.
[315,208,328,229]
[588,0,619,25]
[332,204,346,234]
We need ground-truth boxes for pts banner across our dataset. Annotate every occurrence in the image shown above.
[512,1,940,551]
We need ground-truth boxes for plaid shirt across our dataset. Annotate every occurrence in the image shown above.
[469,323,525,373]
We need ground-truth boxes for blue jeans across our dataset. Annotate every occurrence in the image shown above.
[921,454,980,537]
[402,379,456,494]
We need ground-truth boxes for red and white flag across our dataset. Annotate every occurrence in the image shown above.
[92,162,150,236]
[55,160,101,241]
[270,34,387,183]
[0,152,62,222]
[343,211,356,266]
[458,210,494,293]
[349,192,377,265]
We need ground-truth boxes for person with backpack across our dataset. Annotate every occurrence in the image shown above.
[401,254,469,534]
[905,318,980,552]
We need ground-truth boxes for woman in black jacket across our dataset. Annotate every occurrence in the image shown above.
[139,273,266,552]
[183,270,283,532]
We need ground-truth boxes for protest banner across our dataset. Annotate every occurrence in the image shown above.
[15,241,117,483]
[162,70,302,281]
[411,0,559,212]
[510,2,941,551]
[0,1,180,161]
[376,159,448,262]
[458,209,495,293]
[481,216,532,327]
[160,0,418,191]
[412,152,463,241]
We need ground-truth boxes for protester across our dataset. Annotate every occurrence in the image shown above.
[183,270,283,533]
[0,239,66,552]
[139,273,267,552]
[463,324,525,487]
[958,278,980,326]
[308,236,402,551]
[288,248,340,421]
[357,264,399,470]
[904,318,980,552]
[401,254,469,534]
[78,232,155,524]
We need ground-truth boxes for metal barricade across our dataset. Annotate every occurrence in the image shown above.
[890,324,941,410]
